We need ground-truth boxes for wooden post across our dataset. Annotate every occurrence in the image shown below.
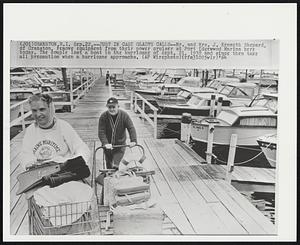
[209,94,216,117]
[259,69,263,94]
[134,94,137,113]
[180,113,192,144]
[153,110,158,139]
[205,70,209,86]
[142,100,145,122]
[70,69,74,112]
[245,69,248,81]
[206,123,214,164]
[225,134,238,183]
[79,69,82,93]
[20,103,25,131]
[216,96,223,116]
[130,91,134,111]
[202,70,205,85]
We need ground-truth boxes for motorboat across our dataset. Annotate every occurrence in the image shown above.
[153,76,205,106]
[205,77,241,92]
[190,106,277,167]
[154,87,209,107]
[135,83,182,101]
[176,76,203,88]
[217,82,260,106]
[248,93,278,113]
[158,93,231,116]
[257,134,277,168]
[124,73,161,91]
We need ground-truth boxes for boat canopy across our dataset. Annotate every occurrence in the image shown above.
[216,106,277,126]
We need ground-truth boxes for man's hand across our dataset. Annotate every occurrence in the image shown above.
[128,142,137,147]
[104,144,113,149]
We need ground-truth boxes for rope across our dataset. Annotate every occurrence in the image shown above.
[163,127,181,135]
[237,133,276,141]
[212,144,261,152]
[212,141,273,165]
[235,146,262,152]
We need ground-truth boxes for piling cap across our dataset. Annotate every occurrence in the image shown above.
[181,113,192,124]
[106,97,118,105]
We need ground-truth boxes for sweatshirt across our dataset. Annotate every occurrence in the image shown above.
[21,118,91,170]
[98,109,137,146]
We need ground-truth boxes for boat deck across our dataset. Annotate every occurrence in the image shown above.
[10,77,276,235]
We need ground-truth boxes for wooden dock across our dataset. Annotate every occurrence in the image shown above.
[10,77,276,235]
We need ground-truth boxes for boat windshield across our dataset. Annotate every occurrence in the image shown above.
[251,98,278,113]
[216,111,239,125]
[207,80,219,89]
[178,90,191,98]
[187,96,202,106]
[215,83,226,92]
[219,85,234,96]
[230,87,254,97]
[178,79,200,87]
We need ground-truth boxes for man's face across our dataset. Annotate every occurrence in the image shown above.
[107,104,119,116]
[30,100,52,127]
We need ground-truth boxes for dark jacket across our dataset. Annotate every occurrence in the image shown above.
[98,109,137,145]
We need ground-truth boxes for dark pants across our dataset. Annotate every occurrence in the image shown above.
[104,147,126,169]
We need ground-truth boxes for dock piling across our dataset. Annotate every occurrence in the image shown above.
[206,123,215,164]
[70,69,74,112]
[216,97,223,116]
[225,134,238,183]
[180,113,192,144]
[209,94,216,117]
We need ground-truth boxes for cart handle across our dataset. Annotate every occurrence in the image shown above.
[94,144,146,164]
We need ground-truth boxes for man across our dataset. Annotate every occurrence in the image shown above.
[105,71,110,86]
[21,93,91,173]
[98,97,137,169]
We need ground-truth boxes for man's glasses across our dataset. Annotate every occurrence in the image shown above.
[108,105,116,109]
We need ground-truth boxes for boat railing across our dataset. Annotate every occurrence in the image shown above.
[130,91,158,139]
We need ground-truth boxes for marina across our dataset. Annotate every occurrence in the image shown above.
[10,73,276,235]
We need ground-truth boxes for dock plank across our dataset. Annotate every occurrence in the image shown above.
[190,165,273,234]
[217,180,276,234]
[146,138,231,234]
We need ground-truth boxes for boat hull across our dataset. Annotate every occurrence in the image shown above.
[159,106,211,116]
[191,123,276,167]
[191,140,271,168]
[257,138,277,167]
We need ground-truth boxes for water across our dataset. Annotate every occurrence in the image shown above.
[241,191,275,225]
